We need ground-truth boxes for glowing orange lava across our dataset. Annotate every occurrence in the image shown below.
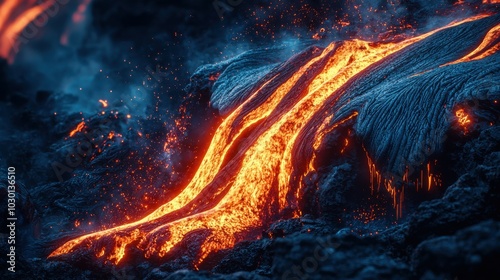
[99,99,108,107]
[455,108,472,128]
[442,23,500,67]
[69,121,86,137]
[0,0,54,63]
[49,15,496,266]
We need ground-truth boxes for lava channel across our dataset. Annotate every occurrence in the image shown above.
[48,14,500,267]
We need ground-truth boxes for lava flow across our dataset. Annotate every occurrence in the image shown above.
[49,15,500,267]
[0,0,55,63]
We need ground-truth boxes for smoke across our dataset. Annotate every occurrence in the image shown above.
[4,0,491,117]
[8,4,148,117]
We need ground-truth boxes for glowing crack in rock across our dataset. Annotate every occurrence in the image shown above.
[69,121,86,137]
[456,108,472,128]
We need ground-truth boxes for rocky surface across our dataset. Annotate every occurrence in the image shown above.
[1,108,499,280]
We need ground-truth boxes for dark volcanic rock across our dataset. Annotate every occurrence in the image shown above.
[212,240,273,275]
[406,147,500,243]
[0,259,93,280]
[407,174,493,243]
[317,163,355,223]
[412,220,500,279]
[145,269,269,280]
[271,233,409,280]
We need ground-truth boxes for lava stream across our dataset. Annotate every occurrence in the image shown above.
[442,22,500,66]
[49,15,499,266]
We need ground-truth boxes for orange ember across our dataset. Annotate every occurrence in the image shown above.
[455,108,471,128]
[99,99,108,107]
[442,23,500,67]
[69,121,86,137]
[208,73,220,81]
[49,15,494,266]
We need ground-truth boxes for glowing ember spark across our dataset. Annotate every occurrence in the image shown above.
[69,121,85,137]
[49,15,494,266]
[427,163,433,191]
[455,108,471,128]
[99,100,108,107]
[0,0,55,63]
[339,20,350,27]
[340,138,349,154]
[208,73,220,81]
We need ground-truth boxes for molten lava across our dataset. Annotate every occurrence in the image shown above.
[69,121,86,137]
[442,22,500,67]
[0,0,55,63]
[99,99,108,108]
[49,15,500,267]
[456,108,472,129]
